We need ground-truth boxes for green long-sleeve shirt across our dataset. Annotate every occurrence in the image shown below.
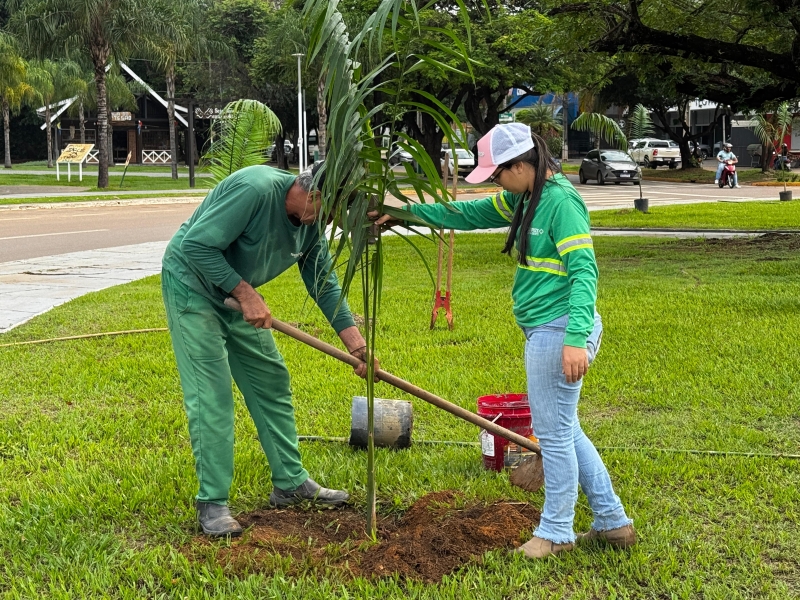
[408,173,597,347]
[162,165,355,333]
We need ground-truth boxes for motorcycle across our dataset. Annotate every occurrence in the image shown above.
[719,159,737,188]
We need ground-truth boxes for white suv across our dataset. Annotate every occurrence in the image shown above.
[629,138,682,169]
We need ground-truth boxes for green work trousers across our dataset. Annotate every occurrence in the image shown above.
[162,269,309,504]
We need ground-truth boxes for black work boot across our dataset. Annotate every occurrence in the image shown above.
[269,478,349,508]
[196,501,243,537]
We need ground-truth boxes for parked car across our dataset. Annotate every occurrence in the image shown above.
[266,141,293,162]
[579,149,641,185]
[388,143,414,165]
[629,138,681,169]
[441,148,475,174]
[688,141,711,160]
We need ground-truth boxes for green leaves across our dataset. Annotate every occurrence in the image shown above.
[571,111,627,150]
[201,99,282,186]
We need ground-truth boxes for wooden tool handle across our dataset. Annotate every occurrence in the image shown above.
[223,297,541,454]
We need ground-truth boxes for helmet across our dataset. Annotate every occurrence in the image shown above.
[724,143,732,149]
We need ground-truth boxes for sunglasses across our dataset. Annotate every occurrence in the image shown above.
[488,166,506,184]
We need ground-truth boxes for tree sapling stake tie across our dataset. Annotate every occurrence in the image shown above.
[431,154,455,330]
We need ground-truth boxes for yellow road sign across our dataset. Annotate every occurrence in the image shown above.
[57,143,95,164]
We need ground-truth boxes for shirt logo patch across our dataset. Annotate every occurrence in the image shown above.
[529,228,544,236]
[291,252,304,258]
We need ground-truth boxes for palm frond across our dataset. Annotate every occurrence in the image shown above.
[628,104,654,141]
[571,111,627,149]
[201,99,282,186]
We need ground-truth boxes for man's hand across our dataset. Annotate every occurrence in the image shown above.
[231,280,272,329]
[367,210,398,228]
[562,345,589,384]
[339,325,380,381]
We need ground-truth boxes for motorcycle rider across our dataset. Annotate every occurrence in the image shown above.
[715,143,740,188]
[774,143,790,171]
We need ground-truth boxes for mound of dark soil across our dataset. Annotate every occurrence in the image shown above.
[188,491,540,583]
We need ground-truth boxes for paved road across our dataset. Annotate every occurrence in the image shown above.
[0,202,197,263]
[0,177,785,263]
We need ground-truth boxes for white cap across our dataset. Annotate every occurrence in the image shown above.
[466,123,535,183]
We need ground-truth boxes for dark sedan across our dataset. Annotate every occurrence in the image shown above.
[579,149,641,185]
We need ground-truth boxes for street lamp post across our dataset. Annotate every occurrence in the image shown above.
[292,53,305,172]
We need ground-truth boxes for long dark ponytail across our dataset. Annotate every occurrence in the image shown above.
[500,131,560,265]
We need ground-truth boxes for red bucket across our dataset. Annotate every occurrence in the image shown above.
[477,394,536,472]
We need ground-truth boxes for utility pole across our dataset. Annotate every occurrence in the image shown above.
[292,53,305,171]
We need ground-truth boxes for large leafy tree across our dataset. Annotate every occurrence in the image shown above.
[10,0,161,187]
[548,0,800,107]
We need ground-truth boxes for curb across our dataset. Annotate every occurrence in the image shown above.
[0,195,204,211]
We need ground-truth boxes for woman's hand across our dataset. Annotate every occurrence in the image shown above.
[367,210,398,228]
[562,345,589,383]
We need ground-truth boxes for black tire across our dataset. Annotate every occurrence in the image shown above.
[579,169,587,184]
[614,181,621,185]
[719,179,724,188]
[643,157,650,169]
[597,172,605,185]
[728,176,735,189]
[668,162,677,170]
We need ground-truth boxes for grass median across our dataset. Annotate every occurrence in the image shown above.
[591,200,800,230]
[1,234,798,598]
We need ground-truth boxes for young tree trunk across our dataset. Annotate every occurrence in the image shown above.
[166,66,178,179]
[79,100,85,144]
[3,98,11,169]
[317,72,327,159]
[93,53,110,188]
[46,105,53,168]
[275,132,287,170]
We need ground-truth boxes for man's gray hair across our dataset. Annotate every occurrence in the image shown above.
[296,167,315,192]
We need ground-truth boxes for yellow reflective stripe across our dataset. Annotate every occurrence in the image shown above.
[492,192,513,222]
[517,265,568,276]
[560,243,594,255]
[518,256,567,276]
[556,233,590,246]
[557,234,593,255]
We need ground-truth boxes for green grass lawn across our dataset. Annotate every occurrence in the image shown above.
[591,200,800,230]
[0,172,213,191]
[1,234,799,598]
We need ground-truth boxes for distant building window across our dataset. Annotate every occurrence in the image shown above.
[143,130,170,150]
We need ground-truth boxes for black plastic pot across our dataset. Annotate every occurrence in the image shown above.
[779,190,793,202]
[634,198,649,213]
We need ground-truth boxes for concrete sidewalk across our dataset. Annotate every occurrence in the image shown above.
[0,241,166,333]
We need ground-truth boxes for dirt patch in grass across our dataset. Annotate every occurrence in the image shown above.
[186,491,540,583]
[643,233,800,255]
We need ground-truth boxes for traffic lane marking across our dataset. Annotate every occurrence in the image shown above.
[0,229,109,241]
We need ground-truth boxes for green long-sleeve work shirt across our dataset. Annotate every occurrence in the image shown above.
[162,165,355,333]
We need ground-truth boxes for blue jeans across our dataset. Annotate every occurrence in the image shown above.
[524,313,631,544]
[715,163,738,185]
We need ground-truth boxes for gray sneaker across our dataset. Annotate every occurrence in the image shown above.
[196,501,243,537]
[269,477,350,508]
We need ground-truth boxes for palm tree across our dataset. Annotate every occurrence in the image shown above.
[10,0,161,187]
[301,0,474,535]
[515,104,563,138]
[0,37,34,169]
[144,0,209,179]
[27,59,84,167]
[752,102,795,192]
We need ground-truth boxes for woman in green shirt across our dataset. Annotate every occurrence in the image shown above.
[375,123,635,558]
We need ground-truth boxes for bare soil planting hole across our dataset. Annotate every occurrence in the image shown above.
[186,491,541,583]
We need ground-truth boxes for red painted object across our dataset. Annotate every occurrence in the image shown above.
[477,394,535,471]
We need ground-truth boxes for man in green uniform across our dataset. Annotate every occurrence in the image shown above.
[162,162,371,537]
